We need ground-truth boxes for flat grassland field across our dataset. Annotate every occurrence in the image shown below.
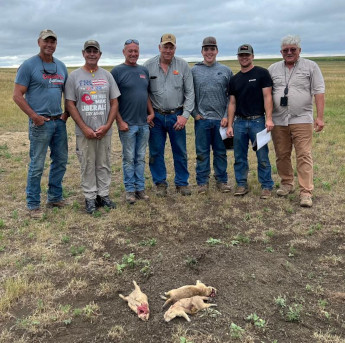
[0,57,344,343]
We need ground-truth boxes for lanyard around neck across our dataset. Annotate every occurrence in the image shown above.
[283,61,298,96]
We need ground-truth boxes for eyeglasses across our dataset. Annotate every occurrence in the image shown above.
[125,39,139,45]
[281,48,298,54]
[41,59,57,75]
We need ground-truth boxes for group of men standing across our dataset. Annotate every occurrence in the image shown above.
[13,29,325,218]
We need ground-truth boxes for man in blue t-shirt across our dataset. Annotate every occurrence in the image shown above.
[111,39,154,204]
[227,44,274,199]
[13,29,69,219]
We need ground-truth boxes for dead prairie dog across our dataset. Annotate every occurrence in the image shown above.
[164,296,217,322]
[119,281,150,321]
[162,280,217,308]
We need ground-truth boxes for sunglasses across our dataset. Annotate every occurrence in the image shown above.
[125,39,139,45]
[41,59,57,75]
[281,48,298,54]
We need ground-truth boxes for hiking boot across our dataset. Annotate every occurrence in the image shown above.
[135,190,149,201]
[216,183,232,193]
[126,192,136,204]
[96,195,116,209]
[156,183,167,197]
[46,199,67,208]
[234,186,249,196]
[176,185,192,196]
[85,198,97,214]
[260,189,272,199]
[300,195,312,208]
[28,208,44,219]
[197,184,209,194]
[277,184,295,197]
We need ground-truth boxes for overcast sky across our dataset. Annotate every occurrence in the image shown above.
[1,0,344,67]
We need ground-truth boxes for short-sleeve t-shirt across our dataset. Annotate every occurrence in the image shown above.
[65,67,120,136]
[15,55,68,116]
[229,66,272,117]
[111,64,149,126]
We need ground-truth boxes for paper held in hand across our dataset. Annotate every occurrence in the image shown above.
[219,126,234,150]
[252,128,271,151]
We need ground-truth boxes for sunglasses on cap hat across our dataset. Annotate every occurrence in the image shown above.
[125,39,139,45]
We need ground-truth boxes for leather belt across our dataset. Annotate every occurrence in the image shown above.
[235,115,263,120]
[154,107,183,115]
[42,114,62,120]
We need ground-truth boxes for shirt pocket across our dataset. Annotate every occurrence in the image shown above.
[173,74,183,90]
[149,76,158,93]
[294,72,311,90]
[271,74,285,87]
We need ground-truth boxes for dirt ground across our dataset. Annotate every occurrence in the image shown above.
[0,130,344,343]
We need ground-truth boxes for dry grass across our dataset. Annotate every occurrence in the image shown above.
[0,58,344,342]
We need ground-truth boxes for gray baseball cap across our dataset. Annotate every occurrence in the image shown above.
[84,40,101,51]
[237,44,254,54]
[202,36,217,47]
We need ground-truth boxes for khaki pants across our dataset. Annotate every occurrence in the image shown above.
[76,135,112,199]
[271,124,313,196]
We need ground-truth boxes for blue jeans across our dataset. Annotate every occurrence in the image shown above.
[27,118,68,209]
[195,119,227,185]
[233,116,273,190]
[149,111,189,186]
[119,124,150,192]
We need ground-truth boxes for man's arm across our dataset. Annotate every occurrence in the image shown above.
[13,84,48,126]
[226,95,236,137]
[147,97,155,128]
[66,99,97,139]
[95,98,119,138]
[262,86,274,132]
[314,93,325,132]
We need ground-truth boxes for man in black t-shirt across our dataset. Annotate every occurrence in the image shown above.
[227,44,274,199]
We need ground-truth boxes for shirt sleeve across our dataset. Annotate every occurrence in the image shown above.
[65,73,76,101]
[15,61,31,87]
[310,63,325,95]
[181,63,195,119]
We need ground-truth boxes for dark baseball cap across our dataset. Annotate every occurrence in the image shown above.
[202,36,217,47]
[237,44,254,54]
[84,40,101,51]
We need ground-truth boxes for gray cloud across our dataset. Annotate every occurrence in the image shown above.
[1,0,344,67]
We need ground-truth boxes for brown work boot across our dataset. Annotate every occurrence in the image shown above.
[216,182,232,193]
[46,199,67,208]
[277,184,295,197]
[176,185,192,196]
[260,189,272,199]
[234,186,249,196]
[197,184,209,194]
[135,190,149,201]
[156,184,167,197]
[126,192,136,204]
[28,208,44,219]
[300,195,312,208]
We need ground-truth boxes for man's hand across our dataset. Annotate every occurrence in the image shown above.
[117,120,129,132]
[226,126,234,138]
[173,115,188,130]
[265,118,274,132]
[82,126,97,139]
[221,118,228,127]
[95,125,109,139]
[147,113,155,128]
[314,118,325,132]
[32,114,49,126]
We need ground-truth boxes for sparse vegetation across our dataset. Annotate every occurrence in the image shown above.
[0,60,344,342]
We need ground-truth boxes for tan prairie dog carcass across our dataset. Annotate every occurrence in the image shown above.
[164,296,217,322]
[161,280,217,308]
[119,281,150,321]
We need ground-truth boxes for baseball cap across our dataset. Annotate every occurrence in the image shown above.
[202,36,217,47]
[39,29,57,40]
[84,40,101,51]
[237,44,254,54]
[160,33,176,46]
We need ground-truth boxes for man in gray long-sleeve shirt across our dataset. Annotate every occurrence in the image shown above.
[192,37,233,194]
[144,33,195,197]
